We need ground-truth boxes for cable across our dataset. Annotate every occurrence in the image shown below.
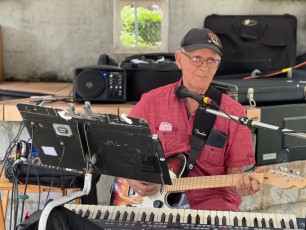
[242,61,306,80]
[45,144,66,204]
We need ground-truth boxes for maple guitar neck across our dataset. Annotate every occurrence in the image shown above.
[162,170,306,192]
[162,173,261,192]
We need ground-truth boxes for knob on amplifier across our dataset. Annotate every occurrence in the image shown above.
[73,65,126,102]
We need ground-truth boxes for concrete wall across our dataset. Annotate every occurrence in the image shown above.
[0,0,305,81]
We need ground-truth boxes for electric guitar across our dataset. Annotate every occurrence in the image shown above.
[112,154,306,209]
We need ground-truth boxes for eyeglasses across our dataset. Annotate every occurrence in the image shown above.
[180,51,221,69]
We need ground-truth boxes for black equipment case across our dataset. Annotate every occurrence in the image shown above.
[212,77,306,106]
[256,103,306,166]
[204,14,297,76]
[120,53,182,101]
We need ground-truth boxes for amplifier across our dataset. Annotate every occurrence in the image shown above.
[73,65,126,102]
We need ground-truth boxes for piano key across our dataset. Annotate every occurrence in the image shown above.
[87,205,100,219]
[202,210,212,225]
[275,213,285,228]
[250,212,263,227]
[182,209,191,224]
[288,214,298,229]
[177,209,187,224]
[221,211,230,226]
[238,212,250,227]
[189,209,198,224]
[79,204,89,218]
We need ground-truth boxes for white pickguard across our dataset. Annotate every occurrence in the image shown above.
[141,169,178,209]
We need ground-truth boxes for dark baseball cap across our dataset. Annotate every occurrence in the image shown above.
[180,28,222,55]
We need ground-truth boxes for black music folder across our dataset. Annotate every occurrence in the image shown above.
[16,103,171,185]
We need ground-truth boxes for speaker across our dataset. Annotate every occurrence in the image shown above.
[73,65,126,102]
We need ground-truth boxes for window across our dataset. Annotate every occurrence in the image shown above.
[113,0,169,53]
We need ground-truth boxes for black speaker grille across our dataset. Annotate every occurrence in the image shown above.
[76,70,105,98]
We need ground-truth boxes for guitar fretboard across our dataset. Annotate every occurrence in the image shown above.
[163,173,264,192]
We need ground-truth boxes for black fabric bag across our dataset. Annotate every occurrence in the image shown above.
[120,53,182,101]
[204,14,297,76]
[17,205,102,230]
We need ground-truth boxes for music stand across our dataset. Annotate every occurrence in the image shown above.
[16,102,171,229]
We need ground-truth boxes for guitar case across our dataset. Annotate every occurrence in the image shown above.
[212,76,306,106]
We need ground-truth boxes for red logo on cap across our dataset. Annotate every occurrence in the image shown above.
[208,32,221,47]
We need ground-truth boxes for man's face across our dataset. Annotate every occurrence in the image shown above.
[176,48,220,93]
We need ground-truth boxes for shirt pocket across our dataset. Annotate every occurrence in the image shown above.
[156,128,189,153]
[198,145,226,167]
[156,130,177,153]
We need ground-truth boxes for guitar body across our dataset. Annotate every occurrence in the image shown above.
[143,153,187,209]
[112,154,187,209]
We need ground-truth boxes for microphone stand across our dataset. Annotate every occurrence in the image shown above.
[202,106,306,140]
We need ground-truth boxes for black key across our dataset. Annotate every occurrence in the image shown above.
[103,210,110,219]
[141,212,146,221]
[95,210,101,219]
[269,218,274,228]
[242,217,247,227]
[176,214,180,223]
[281,219,286,228]
[195,214,200,225]
[84,209,90,218]
[168,213,173,223]
[115,211,120,220]
[207,215,212,225]
[233,217,238,226]
[254,217,259,227]
[222,216,227,226]
[122,211,128,221]
[215,216,219,226]
[130,211,135,221]
[77,209,83,216]
[149,212,154,222]
[187,214,192,224]
[289,219,295,229]
[71,209,76,213]
[161,213,166,223]
[261,218,266,228]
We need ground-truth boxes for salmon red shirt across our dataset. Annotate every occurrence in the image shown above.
[129,81,255,211]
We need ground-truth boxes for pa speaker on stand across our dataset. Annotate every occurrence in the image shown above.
[73,65,126,102]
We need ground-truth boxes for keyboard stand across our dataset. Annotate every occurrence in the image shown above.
[38,170,92,230]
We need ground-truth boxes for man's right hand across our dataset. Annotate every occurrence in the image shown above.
[126,179,159,196]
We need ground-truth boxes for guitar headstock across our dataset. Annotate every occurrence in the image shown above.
[262,168,305,189]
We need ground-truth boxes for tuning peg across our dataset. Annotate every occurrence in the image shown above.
[278,166,284,172]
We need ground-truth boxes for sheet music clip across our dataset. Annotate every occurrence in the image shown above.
[66,103,77,117]
[82,101,93,116]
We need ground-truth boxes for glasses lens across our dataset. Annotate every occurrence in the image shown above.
[181,51,220,69]
[207,59,219,69]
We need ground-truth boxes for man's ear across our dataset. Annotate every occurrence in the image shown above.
[175,51,182,69]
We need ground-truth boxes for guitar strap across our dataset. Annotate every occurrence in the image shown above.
[186,85,222,171]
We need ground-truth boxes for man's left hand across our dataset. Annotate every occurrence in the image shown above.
[235,167,265,196]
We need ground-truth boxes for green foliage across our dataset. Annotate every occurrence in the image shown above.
[120,5,163,48]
